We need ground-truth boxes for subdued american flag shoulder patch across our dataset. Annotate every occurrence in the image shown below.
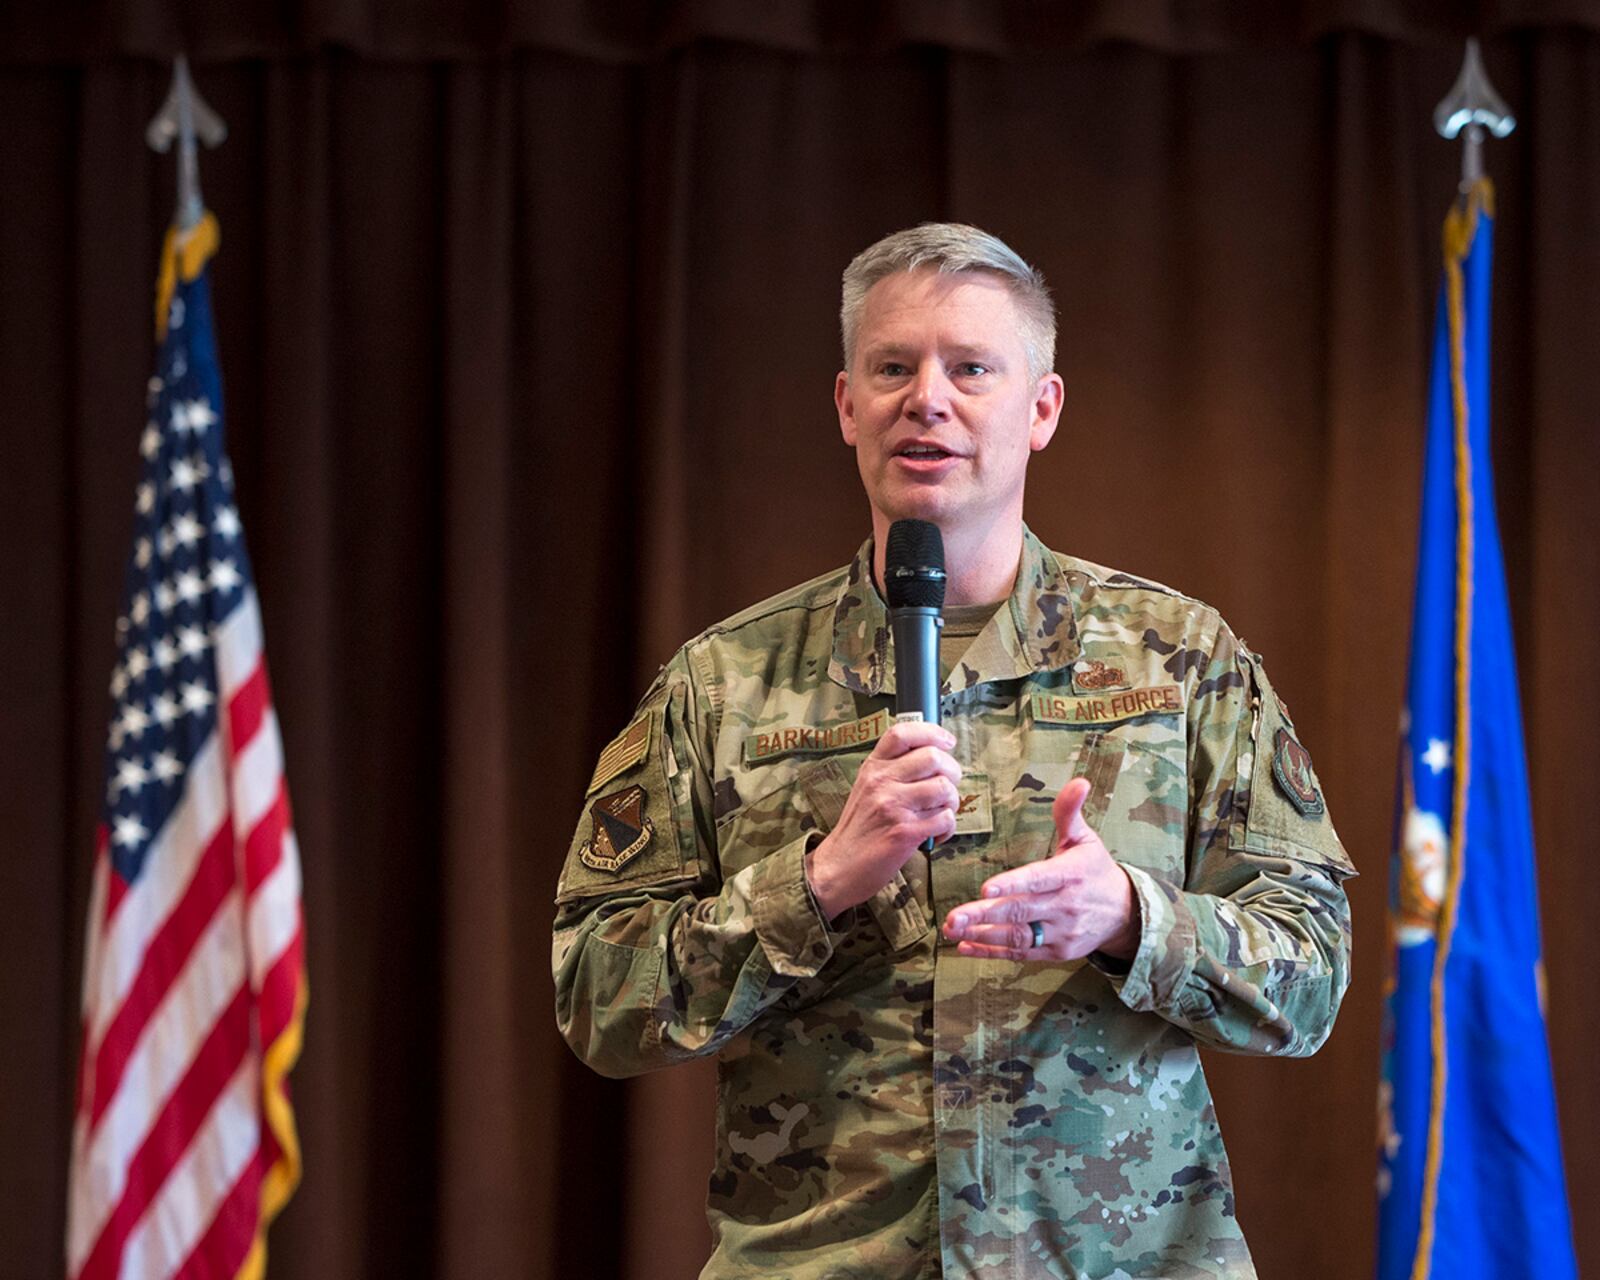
[587,712,654,794]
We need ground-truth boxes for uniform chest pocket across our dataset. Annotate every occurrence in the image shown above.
[712,750,933,956]
[1021,717,1189,881]
[712,761,818,879]
[797,754,932,953]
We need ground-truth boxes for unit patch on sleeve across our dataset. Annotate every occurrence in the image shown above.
[579,784,655,872]
[1271,728,1325,817]
[588,713,653,794]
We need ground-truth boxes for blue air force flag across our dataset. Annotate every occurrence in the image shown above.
[1376,180,1576,1280]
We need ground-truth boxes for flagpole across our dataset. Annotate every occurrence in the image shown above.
[1432,38,1516,190]
[66,62,307,1277]
[1376,34,1575,1280]
[144,55,227,232]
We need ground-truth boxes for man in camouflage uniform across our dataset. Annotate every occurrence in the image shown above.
[553,224,1354,1279]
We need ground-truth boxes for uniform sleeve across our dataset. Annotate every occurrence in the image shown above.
[551,649,845,1079]
[1098,626,1356,1057]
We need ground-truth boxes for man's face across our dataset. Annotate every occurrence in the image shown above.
[835,268,1062,542]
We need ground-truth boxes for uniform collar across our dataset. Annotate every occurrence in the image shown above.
[827,524,1082,697]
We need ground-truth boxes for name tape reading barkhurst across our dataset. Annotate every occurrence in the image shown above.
[742,686,1184,765]
[745,709,895,764]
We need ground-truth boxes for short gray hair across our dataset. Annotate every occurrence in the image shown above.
[839,223,1056,379]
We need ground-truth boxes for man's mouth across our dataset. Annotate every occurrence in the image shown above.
[896,444,955,460]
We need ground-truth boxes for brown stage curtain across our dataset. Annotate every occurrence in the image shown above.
[3,22,1597,1280]
[7,1,1600,62]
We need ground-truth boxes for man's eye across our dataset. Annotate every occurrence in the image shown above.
[955,362,989,377]
[880,363,910,377]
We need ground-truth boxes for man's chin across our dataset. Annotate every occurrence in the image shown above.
[874,483,963,527]
[877,501,953,533]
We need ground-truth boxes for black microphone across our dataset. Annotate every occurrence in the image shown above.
[884,519,947,852]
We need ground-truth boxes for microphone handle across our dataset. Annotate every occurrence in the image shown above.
[890,606,944,853]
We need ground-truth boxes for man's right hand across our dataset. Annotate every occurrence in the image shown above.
[806,720,962,920]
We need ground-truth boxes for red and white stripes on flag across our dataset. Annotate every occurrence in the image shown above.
[68,591,305,1280]
[67,214,305,1280]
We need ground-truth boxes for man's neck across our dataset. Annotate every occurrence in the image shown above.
[870,512,1024,607]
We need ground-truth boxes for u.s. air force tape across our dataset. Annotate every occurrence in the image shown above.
[1032,685,1182,726]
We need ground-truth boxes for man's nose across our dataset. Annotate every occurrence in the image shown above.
[905,364,952,423]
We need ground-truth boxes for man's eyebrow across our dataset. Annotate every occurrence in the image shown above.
[861,342,914,362]
[860,342,1008,364]
[945,344,1007,364]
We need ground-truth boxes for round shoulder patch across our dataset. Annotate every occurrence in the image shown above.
[1271,728,1325,817]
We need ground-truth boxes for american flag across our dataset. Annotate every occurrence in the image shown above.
[66,213,306,1280]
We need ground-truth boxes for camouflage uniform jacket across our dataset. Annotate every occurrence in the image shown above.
[553,528,1355,1280]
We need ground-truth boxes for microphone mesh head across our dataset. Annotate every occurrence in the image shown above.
[884,519,947,609]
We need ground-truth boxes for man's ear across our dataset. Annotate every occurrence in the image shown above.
[835,370,858,446]
[1029,372,1065,452]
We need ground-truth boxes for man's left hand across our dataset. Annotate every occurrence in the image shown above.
[941,777,1141,962]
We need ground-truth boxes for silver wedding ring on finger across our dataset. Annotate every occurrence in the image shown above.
[1029,920,1045,950]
